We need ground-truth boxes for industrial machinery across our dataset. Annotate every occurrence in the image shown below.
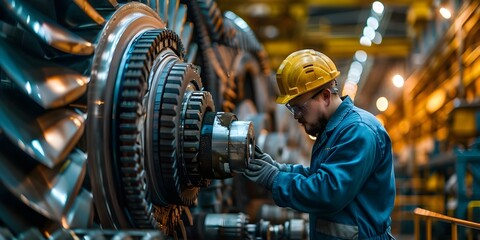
[0,0,310,239]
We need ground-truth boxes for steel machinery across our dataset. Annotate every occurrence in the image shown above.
[0,0,311,239]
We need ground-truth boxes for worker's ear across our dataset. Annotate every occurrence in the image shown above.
[320,88,331,104]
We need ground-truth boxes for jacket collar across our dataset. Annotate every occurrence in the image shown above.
[312,96,354,154]
[324,95,353,134]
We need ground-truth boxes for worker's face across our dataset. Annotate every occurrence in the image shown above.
[287,88,331,136]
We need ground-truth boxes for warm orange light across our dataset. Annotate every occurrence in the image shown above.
[426,89,446,113]
[399,119,410,134]
[376,97,388,112]
[392,74,404,88]
[439,7,452,19]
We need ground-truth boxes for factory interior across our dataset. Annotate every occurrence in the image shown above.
[1,0,480,239]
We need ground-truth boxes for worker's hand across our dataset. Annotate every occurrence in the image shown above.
[243,159,279,190]
[254,145,290,172]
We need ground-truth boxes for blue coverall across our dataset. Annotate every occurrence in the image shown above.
[272,96,396,239]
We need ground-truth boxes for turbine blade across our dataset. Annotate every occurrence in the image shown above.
[181,22,193,51]
[168,0,179,32]
[0,0,94,55]
[0,143,87,221]
[174,4,187,35]
[108,0,118,8]
[0,38,89,109]
[64,188,93,228]
[158,0,168,22]
[185,42,198,62]
[0,95,85,168]
[141,0,154,11]
[186,43,198,64]
[72,0,105,25]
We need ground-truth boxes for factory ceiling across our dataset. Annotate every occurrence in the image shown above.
[218,0,416,115]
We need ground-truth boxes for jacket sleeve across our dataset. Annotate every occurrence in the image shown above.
[288,164,310,176]
[271,123,379,216]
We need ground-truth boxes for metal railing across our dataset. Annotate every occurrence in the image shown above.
[414,208,480,240]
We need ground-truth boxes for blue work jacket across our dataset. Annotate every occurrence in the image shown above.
[272,96,395,239]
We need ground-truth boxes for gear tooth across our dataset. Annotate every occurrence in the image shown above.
[120,112,138,120]
[160,104,178,115]
[124,79,142,87]
[185,130,201,138]
[185,115,201,123]
[120,134,138,143]
[120,145,137,153]
[120,123,138,132]
[121,101,139,109]
[184,118,200,127]
[121,154,139,164]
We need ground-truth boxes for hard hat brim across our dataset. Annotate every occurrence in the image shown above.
[276,94,294,104]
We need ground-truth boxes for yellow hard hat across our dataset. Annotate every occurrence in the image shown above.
[275,49,340,104]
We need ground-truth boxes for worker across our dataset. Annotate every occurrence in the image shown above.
[244,49,396,239]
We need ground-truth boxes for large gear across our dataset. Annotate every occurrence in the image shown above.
[0,0,270,238]
[113,28,185,228]
[183,91,215,187]
[186,0,220,108]
[197,0,225,43]
[157,63,202,206]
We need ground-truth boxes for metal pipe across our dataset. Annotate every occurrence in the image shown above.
[413,208,480,240]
